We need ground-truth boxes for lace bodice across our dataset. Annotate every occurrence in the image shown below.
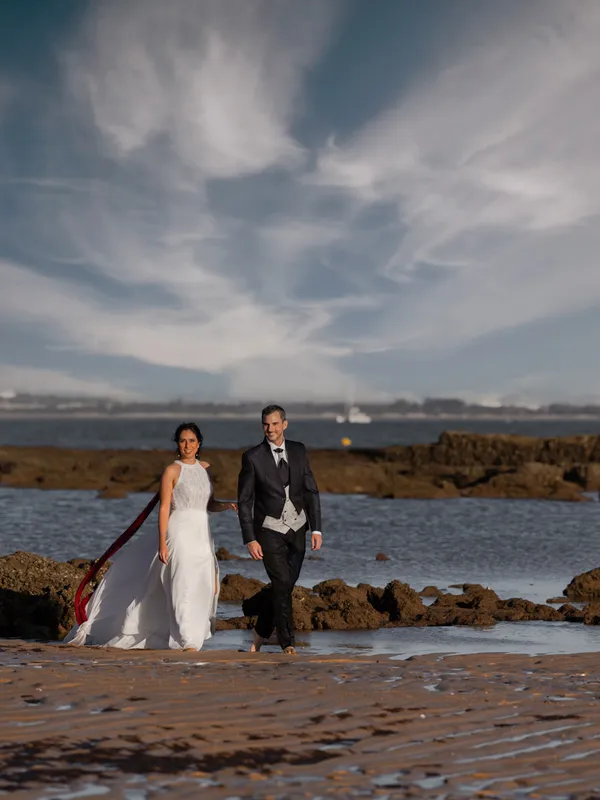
[172,461,212,511]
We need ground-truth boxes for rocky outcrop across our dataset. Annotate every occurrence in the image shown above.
[219,574,265,603]
[308,580,387,630]
[0,552,106,640]
[238,578,565,632]
[2,431,600,500]
[563,568,600,601]
[1,552,597,641]
[557,568,600,624]
[419,585,444,598]
[424,584,561,626]
[215,547,244,561]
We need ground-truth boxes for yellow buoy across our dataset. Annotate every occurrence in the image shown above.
[341,437,352,447]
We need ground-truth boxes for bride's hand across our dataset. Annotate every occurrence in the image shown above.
[159,545,169,564]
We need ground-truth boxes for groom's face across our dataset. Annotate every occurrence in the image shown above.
[263,412,287,446]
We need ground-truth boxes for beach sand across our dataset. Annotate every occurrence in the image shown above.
[1,640,599,798]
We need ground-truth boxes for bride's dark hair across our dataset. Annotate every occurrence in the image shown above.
[172,422,204,459]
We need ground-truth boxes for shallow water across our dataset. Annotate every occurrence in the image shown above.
[2,486,600,656]
[204,621,600,659]
[2,487,598,604]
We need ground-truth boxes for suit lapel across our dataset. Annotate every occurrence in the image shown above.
[260,440,283,490]
[285,440,298,491]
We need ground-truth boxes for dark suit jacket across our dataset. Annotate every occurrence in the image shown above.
[237,439,321,544]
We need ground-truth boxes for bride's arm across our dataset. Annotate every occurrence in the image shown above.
[208,497,237,512]
[207,487,237,512]
[158,464,178,563]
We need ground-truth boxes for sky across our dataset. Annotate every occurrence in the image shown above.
[1,0,600,405]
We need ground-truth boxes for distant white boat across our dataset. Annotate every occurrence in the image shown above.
[336,405,372,424]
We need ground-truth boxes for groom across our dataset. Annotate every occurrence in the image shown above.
[237,404,322,654]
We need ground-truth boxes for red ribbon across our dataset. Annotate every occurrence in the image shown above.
[74,491,161,625]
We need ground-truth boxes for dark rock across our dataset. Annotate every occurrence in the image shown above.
[0,551,107,640]
[560,604,585,622]
[364,584,385,609]
[215,616,251,631]
[428,586,564,624]
[496,598,563,622]
[458,584,502,611]
[419,585,443,598]
[373,472,461,500]
[215,547,243,561]
[310,580,385,630]
[426,606,496,627]
[380,580,427,624]
[433,584,501,614]
[463,463,584,501]
[219,574,265,603]
[375,552,390,561]
[67,558,95,571]
[564,568,600,602]
[583,603,600,625]
[563,463,600,491]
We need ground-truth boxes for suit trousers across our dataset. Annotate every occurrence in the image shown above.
[255,525,306,649]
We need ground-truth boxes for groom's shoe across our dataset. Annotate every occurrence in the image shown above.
[249,629,267,653]
[283,645,296,655]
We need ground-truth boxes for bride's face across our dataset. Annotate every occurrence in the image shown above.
[178,430,199,459]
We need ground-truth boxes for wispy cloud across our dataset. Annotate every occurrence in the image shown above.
[65,0,340,179]
[0,363,133,398]
[3,0,600,401]
[0,0,359,399]
[310,2,600,353]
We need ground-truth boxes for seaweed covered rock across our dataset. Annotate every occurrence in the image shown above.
[0,551,105,640]
[220,573,265,603]
[563,568,600,602]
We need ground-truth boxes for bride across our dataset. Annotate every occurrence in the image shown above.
[65,422,237,650]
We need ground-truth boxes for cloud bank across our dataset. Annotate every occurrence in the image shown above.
[2,0,600,402]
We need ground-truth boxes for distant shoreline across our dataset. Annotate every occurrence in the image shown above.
[2,411,600,421]
[1,411,600,422]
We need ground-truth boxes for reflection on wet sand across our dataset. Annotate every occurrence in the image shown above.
[2,640,600,798]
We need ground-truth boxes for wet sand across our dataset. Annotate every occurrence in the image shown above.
[1,640,600,798]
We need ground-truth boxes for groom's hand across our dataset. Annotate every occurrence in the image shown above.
[247,540,263,560]
[311,533,322,551]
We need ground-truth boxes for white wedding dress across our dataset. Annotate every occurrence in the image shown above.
[65,461,219,650]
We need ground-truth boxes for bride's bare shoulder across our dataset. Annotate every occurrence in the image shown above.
[199,460,211,470]
[163,462,181,477]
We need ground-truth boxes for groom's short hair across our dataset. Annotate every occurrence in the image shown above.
[262,404,286,421]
